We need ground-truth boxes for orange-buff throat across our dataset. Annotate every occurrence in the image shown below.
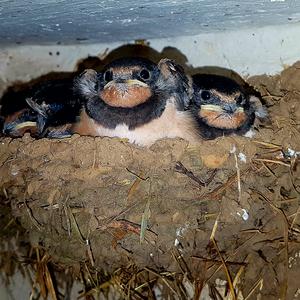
[100,80,152,108]
[199,110,246,129]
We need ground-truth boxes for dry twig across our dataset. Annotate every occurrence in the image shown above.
[175,161,217,187]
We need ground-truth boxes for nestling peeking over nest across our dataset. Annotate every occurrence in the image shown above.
[1,58,268,145]
[1,79,82,138]
[73,57,199,146]
[191,74,267,139]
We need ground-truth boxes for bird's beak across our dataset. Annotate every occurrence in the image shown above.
[104,79,148,89]
[200,104,223,112]
[201,104,244,113]
[126,79,149,87]
[14,121,37,130]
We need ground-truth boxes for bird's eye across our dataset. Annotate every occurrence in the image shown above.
[104,70,113,82]
[139,69,151,80]
[200,90,211,101]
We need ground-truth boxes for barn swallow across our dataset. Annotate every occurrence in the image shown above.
[73,57,198,146]
[1,79,82,138]
[2,107,40,137]
[191,74,267,139]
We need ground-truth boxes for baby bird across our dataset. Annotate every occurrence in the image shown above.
[191,74,267,139]
[2,107,40,137]
[73,57,199,146]
[1,79,82,138]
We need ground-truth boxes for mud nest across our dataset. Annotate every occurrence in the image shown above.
[0,61,300,300]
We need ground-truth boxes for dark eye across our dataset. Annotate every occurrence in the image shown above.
[139,69,151,80]
[200,90,211,101]
[236,94,244,105]
[104,70,113,82]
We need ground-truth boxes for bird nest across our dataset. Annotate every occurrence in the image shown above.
[0,61,300,300]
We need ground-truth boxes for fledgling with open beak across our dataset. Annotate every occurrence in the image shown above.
[191,74,267,139]
[73,57,199,146]
[1,79,82,138]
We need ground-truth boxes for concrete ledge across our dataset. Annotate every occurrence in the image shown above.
[1,23,300,96]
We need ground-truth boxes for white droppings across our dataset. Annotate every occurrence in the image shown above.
[174,224,189,247]
[244,129,256,138]
[241,209,249,221]
[287,148,300,157]
[176,225,188,237]
[288,148,296,156]
[237,209,249,221]
[230,145,236,154]
[238,152,247,163]
[150,252,153,257]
